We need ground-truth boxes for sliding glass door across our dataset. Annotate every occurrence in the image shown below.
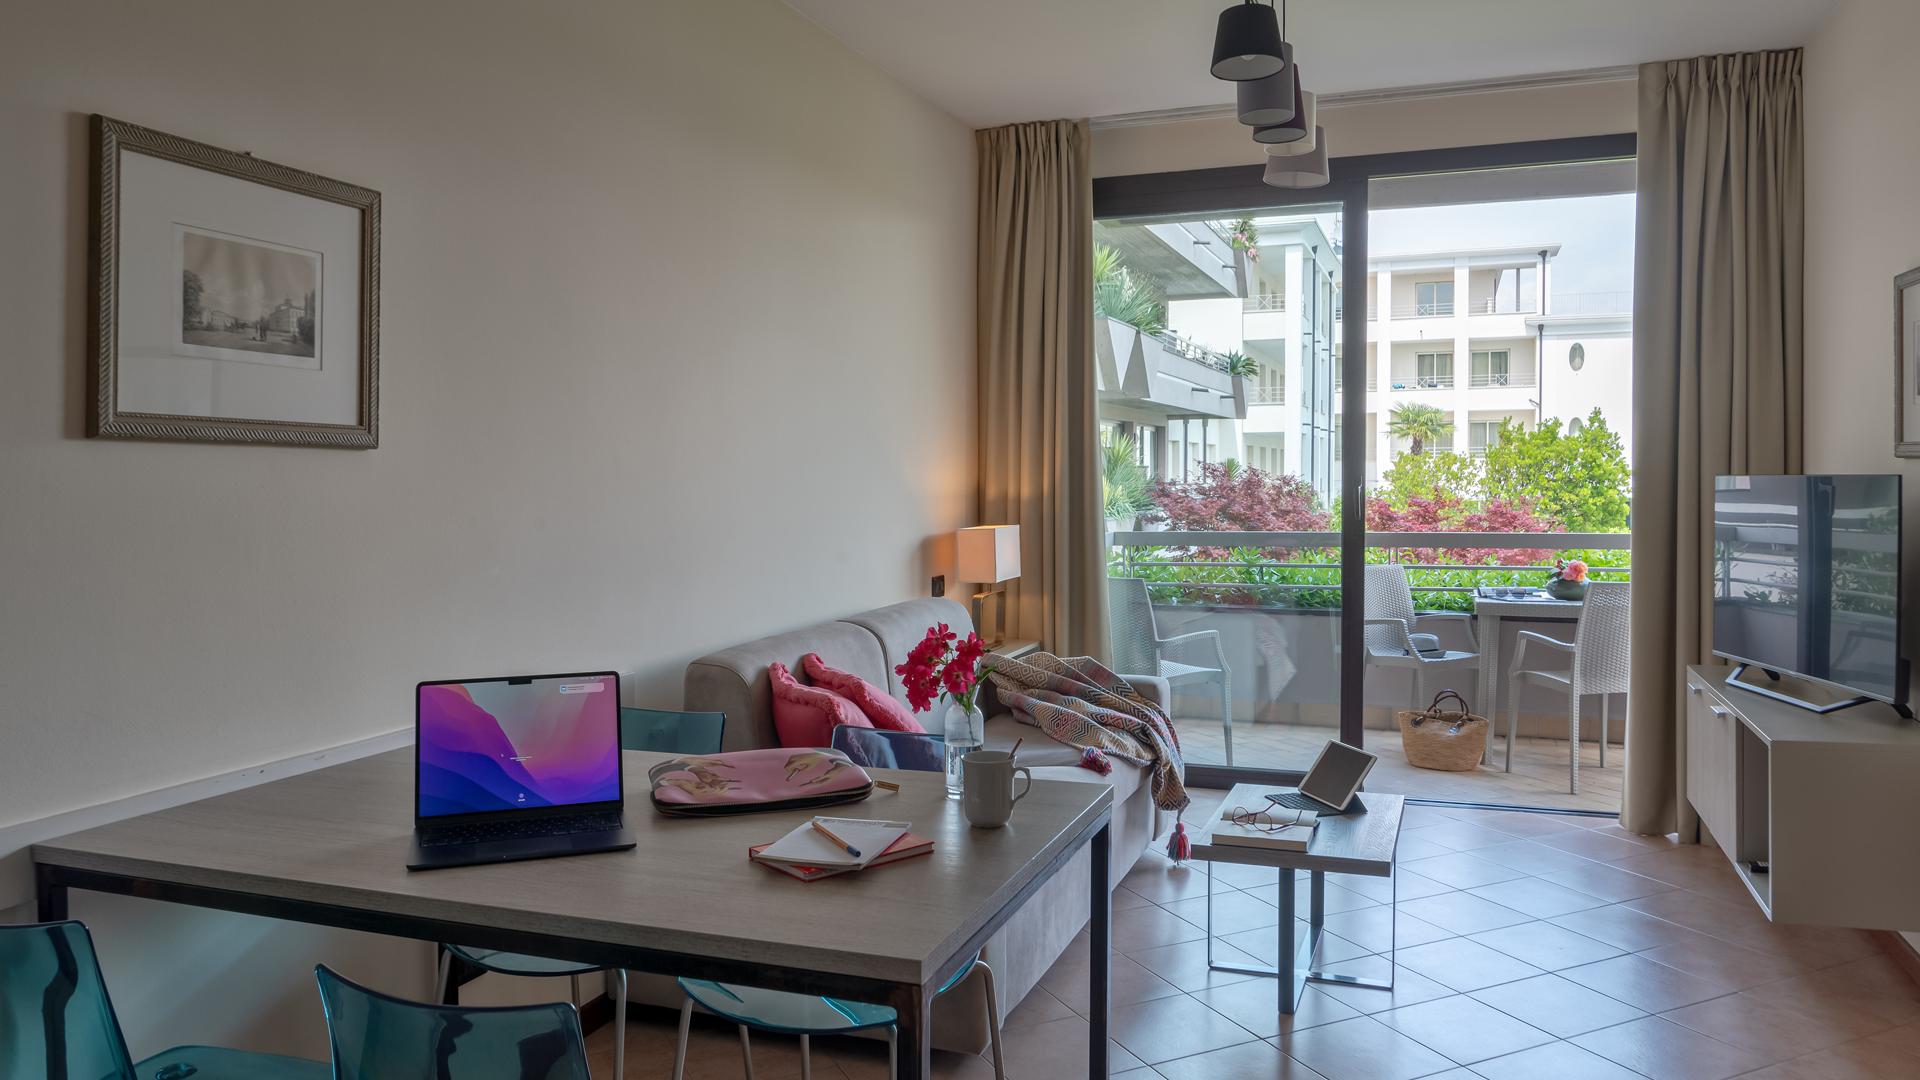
[1094,183,1368,784]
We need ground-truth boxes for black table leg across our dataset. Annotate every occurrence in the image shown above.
[1089,820,1112,1078]
[891,982,933,1080]
[36,864,67,921]
[1277,867,1296,1014]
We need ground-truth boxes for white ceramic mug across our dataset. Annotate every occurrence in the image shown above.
[963,750,1032,828]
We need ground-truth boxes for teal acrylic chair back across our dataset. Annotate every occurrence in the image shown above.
[316,965,591,1080]
[620,707,725,755]
[0,921,136,1080]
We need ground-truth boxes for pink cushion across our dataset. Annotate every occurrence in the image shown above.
[802,653,928,733]
[768,660,873,748]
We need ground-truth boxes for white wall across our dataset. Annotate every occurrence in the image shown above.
[1803,0,1920,945]
[1092,78,1638,178]
[1,0,974,1057]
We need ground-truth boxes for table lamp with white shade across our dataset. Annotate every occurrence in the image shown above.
[957,525,1021,648]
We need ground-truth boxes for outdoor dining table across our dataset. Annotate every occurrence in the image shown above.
[1473,591,1585,758]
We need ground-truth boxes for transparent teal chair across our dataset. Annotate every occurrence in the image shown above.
[317,964,590,1080]
[435,707,725,1080]
[676,728,1003,1080]
[0,920,328,1080]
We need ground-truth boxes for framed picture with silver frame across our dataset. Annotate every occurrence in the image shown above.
[89,115,380,448]
[1897,265,1920,457]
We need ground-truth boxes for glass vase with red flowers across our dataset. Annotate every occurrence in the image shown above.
[894,623,991,799]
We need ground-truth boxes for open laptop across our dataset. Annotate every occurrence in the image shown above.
[1264,740,1378,816]
[408,671,636,871]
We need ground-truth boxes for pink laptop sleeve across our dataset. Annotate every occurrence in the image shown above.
[647,747,874,816]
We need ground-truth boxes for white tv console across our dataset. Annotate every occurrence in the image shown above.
[1685,664,1920,927]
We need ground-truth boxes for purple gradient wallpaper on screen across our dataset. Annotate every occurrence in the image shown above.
[417,678,620,817]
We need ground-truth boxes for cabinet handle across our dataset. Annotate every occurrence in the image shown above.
[1688,684,1704,696]
[1709,706,1729,719]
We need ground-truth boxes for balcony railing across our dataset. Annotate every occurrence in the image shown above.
[1244,293,1286,313]
[1390,374,1454,390]
[1469,371,1537,388]
[1110,530,1630,609]
[1146,329,1235,375]
[1247,385,1286,405]
[1333,374,1379,393]
[1548,291,1632,316]
[1465,297,1540,316]
[1390,301,1454,319]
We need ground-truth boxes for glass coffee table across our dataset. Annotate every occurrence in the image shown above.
[1191,782,1405,1014]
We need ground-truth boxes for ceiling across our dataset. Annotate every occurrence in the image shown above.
[779,0,1838,127]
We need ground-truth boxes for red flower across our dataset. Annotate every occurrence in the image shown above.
[891,624,991,714]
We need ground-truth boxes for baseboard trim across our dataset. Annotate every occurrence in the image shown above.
[1873,930,1920,988]
[578,993,615,1035]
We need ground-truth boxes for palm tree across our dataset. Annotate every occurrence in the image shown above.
[1093,244,1168,335]
[1101,434,1158,521]
[1388,402,1453,455]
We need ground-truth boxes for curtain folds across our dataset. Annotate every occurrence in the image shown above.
[975,119,1108,661]
[1624,50,1804,836]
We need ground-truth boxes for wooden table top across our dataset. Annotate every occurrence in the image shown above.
[33,749,1112,986]
[1191,783,1403,877]
[1472,595,1584,618]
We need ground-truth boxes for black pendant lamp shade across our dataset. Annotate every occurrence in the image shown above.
[1251,69,1310,144]
[1234,46,1298,126]
[1211,2,1287,81]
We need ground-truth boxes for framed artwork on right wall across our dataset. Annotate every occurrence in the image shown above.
[1897,265,1920,457]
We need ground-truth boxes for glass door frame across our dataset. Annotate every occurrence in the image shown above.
[1092,133,1636,789]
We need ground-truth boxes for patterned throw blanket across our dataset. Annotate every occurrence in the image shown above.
[985,652,1189,814]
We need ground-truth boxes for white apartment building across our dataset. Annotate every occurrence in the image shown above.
[1093,215,1631,502]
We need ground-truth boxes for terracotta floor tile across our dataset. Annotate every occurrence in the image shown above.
[993,1014,1145,1080]
[1394,834,1459,861]
[1395,891,1532,936]
[1329,868,1454,905]
[1537,828,1655,863]
[1305,957,1457,1014]
[1039,951,1181,1016]
[1537,860,1676,903]
[1570,1015,1773,1080]
[1468,1039,1645,1080]
[1637,935,1814,990]
[1208,859,1285,890]
[1149,1039,1330,1080]
[1107,993,1260,1064]
[1558,953,1736,1013]
[1110,885,1156,911]
[1109,904,1208,952]
[1375,994,1554,1064]
[1162,889,1281,936]
[1399,852,1528,890]
[1450,808,1590,839]
[1546,902,1716,952]
[1318,904,1455,954]
[1000,984,1075,1031]
[1468,921,1624,971]
[1466,877,1609,919]
[1120,938,1264,995]
[1393,937,1545,993]
[1121,861,1218,904]
[1275,1015,1457,1080]
[1466,839,1599,875]
[1467,973,1646,1039]
[1737,1038,1920,1080]
[1412,821,1526,852]
[1663,992,1877,1062]
[1191,982,1359,1040]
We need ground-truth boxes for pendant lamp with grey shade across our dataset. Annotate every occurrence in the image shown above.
[1264,127,1329,188]
[1211,1,1286,81]
[1257,87,1317,150]
[1252,77,1313,144]
[1236,47,1298,126]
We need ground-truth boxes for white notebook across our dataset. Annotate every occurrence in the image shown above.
[754,817,912,869]
[1211,805,1318,851]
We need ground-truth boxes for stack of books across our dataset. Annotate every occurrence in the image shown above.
[749,817,932,881]
[1209,804,1318,851]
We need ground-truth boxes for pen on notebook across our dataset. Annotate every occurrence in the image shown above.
[810,819,861,858]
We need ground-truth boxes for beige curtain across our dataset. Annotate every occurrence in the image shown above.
[1625,51,1803,836]
[975,120,1108,661]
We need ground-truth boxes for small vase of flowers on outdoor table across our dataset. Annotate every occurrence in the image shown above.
[1546,558,1590,601]
[895,623,991,799]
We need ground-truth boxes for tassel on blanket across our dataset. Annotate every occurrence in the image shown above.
[1078,746,1112,775]
[1165,819,1191,863]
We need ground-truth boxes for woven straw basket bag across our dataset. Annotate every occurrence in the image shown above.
[1396,689,1488,772]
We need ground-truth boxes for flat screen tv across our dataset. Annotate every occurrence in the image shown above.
[1712,474,1906,712]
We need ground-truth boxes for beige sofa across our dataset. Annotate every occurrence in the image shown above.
[624,597,1169,1053]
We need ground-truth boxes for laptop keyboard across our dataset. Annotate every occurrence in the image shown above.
[1266,790,1341,814]
[420,812,624,848]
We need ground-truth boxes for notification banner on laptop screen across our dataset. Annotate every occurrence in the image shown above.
[417,675,620,817]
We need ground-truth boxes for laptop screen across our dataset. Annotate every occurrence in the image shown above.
[416,672,621,819]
